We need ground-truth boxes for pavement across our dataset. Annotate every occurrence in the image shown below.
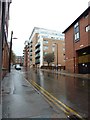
[1,69,67,119]
[40,69,90,80]
[0,105,2,120]
[0,80,2,119]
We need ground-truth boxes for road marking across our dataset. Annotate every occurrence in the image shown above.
[32,81,82,117]
[24,78,85,120]
[31,80,69,115]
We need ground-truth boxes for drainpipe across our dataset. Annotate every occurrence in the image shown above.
[8,31,13,72]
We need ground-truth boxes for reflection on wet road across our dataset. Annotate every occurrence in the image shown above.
[24,68,89,118]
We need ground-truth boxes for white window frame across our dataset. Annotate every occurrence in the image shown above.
[85,25,90,32]
[43,46,48,50]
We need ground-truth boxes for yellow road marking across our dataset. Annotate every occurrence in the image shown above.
[31,81,69,115]
[25,78,84,120]
[31,80,83,119]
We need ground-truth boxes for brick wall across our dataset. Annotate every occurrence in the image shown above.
[65,8,90,73]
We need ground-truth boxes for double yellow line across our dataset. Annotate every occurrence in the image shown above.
[26,79,84,120]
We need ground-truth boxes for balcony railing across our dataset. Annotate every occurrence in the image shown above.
[35,48,40,53]
[30,44,32,47]
[35,42,40,49]
[30,49,32,52]
[35,53,40,58]
[30,53,32,56]
[35,59,40,64]
[30,58,32,61]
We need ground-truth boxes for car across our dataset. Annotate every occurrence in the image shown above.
[15,64,21,70]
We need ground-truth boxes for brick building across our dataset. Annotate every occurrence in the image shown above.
[23,41,30,67]
[0,1,12,79]
[29,27,65,69]
[15,56,23,66]
[63,6,90,74]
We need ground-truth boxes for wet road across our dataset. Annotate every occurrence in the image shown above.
[24,68,89,118]
[2,69,67,118]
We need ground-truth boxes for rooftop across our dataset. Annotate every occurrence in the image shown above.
[29,27,64,41]
[63,6,90,33]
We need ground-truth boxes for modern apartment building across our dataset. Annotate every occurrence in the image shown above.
[63,6,90,74]
[29,27,65,69]
[23,40,30,67]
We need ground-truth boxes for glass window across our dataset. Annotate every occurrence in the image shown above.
[52,46,55,52]
[75,34,77,40]
[43,46,48,50]
[74,22,80,42]
[43,40,48,44]
[74,26,79,33]
[77,32,79,39]
[74,22,79,28]
[43,52,48,55]
[75,33,80,40]
[85,25,90,32]
[63,48,65,51]
[84,12,88,18]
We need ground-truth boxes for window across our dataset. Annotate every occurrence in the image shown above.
[52,46,55,52]
[74,22,80,42]
[43,40,48,44]
[43,52,48,55]
[74,22,79,28]
[38,36,40,39]
[43,46,48,50]
[63,48,65,51]
[84,12,88,18]
[85,25,90,32]
[75,32,79,40]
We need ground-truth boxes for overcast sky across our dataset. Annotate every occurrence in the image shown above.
[8,0,89,56]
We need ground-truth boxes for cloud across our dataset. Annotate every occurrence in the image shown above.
[8,0,89,56]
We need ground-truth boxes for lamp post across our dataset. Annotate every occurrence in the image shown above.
[54,43,58,71]
[9,31,17,72]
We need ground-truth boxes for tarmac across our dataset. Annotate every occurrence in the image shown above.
[40,69,90,80]
[1,69,67,119]
[1,68,89,119]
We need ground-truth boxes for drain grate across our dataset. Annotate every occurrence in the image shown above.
[22,84,29,87]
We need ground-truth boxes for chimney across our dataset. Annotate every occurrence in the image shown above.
[88,1,90,7]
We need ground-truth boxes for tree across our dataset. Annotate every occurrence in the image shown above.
[11,50,16,64]
[44,52,54,66]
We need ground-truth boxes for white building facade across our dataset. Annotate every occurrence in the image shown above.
[29,27,65,68]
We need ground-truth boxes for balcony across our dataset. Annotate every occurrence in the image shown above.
[30,44,32,47]
[35,59,40,64]
[35,53,40,59]
[35,48,40,53]
[30,53,32,56]
[30,41,32,44]
[30,58,32,61]
[35,42,40,49]
[30,49,32,52]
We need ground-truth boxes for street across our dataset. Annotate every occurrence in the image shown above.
[1,1,90,120]
[23,68,89,118]
[2,67,89,119]
[2,68,67,118]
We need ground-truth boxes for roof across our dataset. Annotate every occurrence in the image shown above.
[29,27,64,41]
[63,6,90,33]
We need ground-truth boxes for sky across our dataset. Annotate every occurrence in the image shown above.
[8,0,90,56]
